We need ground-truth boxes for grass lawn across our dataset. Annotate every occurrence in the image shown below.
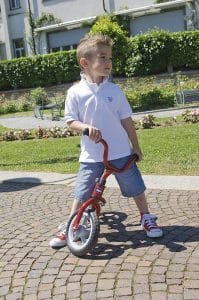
[0,136,80,173]
[0,123,198,175]
[138,124,199,175]
[0,125,9,134]
[0,111,34,118]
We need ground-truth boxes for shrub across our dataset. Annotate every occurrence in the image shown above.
[29,87,48,106]
[18,129,33,140]
[5,102,18,113]
[35,126,50,139]
[2,130,18,141]
[0,94,33,115]
[2,129,33,141]
[12,93,33,112]
[182,109,199,123]
[140,114,156,129]
[48,126,77,138]
[49,93,65,110]
[139,88,174,110]
[122,78,175,111]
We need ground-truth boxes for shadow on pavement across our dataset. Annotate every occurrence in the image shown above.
[82,211,199,260]
[0,178,41,192]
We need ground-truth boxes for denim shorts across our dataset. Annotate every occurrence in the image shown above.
[74,155,146,202]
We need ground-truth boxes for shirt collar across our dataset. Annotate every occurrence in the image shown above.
[80,72,108,92]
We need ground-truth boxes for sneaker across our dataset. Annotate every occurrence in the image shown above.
[141,214,163,238]
[49,223,67,248]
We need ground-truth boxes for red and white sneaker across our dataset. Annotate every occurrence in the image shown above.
[49,223,67,248]
[141,214,163,238]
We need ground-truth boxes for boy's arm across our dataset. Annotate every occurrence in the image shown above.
[121,117,142,162]
[68,120,102,143]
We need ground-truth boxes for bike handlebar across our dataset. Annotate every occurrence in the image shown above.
[82,128,138,173]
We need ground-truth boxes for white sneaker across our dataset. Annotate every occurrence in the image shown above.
[141,214,163,238]
[50,223,67,248]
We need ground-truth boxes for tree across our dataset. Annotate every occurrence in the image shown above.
[90,15,129,76]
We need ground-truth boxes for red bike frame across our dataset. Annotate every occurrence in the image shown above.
[72,138,138,231]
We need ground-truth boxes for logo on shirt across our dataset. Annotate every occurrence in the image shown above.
[107,96,113,102]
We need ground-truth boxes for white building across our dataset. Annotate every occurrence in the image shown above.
[0,0,198,60]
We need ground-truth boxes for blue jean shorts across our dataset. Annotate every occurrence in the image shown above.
[74,155,146,203]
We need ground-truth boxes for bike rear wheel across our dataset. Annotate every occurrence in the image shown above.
[66,209,100,257]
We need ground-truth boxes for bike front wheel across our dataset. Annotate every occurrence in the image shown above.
[66,209,100,257]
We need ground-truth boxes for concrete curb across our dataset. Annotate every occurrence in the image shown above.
[0,171,198,191]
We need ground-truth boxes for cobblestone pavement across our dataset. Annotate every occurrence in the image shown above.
[0,182,199,300]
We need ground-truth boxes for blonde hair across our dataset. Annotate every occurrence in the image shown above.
[76,34,113,65]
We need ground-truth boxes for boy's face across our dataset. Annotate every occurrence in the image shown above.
[81,44,112,82]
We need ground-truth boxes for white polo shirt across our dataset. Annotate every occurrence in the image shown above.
[65,77,133,162]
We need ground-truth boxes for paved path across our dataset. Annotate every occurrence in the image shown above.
[0,107,198,129]
[0,115,67,130]
[0,180,199,300]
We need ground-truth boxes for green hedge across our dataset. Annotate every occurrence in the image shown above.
[126,30,199,77]
[170,31,199,70]
[1,29,199,90]
[125,30,173,76]
[0,50,80,90]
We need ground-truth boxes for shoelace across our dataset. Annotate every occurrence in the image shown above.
[56,223,67,239]
[143,215,158,229]
[58,223,67,231]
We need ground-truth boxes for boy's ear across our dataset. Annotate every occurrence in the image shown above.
[79,57,88,69]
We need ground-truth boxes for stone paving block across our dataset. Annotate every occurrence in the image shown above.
[97,289,114,298]
[184,288,199,299]
[0,183,198,299]
[97,279,115,290]
[81,292,97,300]
[81,283,96,292]
[6,293,23,300]
[134,294,150,300]
[168,294,184,300]
[168,284,183,293]
[81,274,98,284]
[114,287,132,296]
[23,295,38,300]
[0,286,9,297]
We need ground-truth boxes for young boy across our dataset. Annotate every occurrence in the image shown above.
[50,34,163,248]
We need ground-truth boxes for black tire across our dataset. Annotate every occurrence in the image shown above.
[66,210,100,257]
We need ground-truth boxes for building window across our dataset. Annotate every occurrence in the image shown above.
[62,45,71,51]
[63,44,77,50]
[10,0,21,10]
[51,44,77,53]
[13,39,25,58]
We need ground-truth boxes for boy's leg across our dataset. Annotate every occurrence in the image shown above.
[113,156,163,238]
[49,199,82,248]
[133,192,163,238]
[133,192,149,214]
[70,199,82,217]
[50,162,104,248]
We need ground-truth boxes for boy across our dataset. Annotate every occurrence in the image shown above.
[50,34,163,248]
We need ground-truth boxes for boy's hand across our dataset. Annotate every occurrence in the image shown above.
[88,126,102,143]
[133,148,143,162]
